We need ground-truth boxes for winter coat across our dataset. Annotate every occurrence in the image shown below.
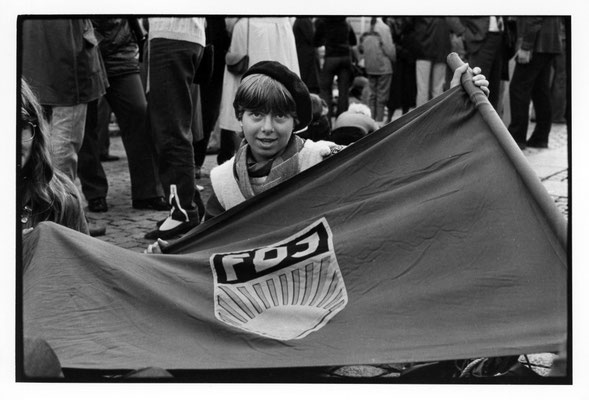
[408,17,452,63]
[313,17,357,58]
[517,16,563,54]
[21,18,108,106]
[293,17,320,93]
[359,18,396,75]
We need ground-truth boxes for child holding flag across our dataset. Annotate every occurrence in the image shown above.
[147,60,488,253]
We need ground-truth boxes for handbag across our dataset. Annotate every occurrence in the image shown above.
[194,44,215,84]
[225,19,250,75]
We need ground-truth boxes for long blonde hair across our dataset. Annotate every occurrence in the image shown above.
[20,78,87,232]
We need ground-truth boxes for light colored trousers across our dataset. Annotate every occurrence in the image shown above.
[49,103,88,181]
[415,60,446,107]
[368,73,392,123]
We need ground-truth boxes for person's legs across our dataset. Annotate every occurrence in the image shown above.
[430,62,447,99]
[217,129,240,165]
[527,54,555,147]
[335,56,353,116]
[195,55,225,168]
[387,65,401,121]
[367,75,378,118]
[550,46,567,123]
[375,73,392,123]
[48,103,87,181]
[78,99,108,209]
[193,132,211,171]
[96,97,114,159]
[508,56,544,147]
[319,56,337,118]
[148,38,202,211]
[468,33,503,109]
[415,59,432,107]
[402,58,417,113]
[146,38,204,238]
[106,73,164,202]
[191,83,204,145]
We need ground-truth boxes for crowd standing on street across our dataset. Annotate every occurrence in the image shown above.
[20,14,567,243]
[20,15,567,242]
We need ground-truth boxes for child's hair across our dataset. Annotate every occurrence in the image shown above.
[233,74,299,124]
[21,78,85,230]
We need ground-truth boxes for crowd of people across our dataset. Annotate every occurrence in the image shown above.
[18,15,568,379]
[19,15,566,244]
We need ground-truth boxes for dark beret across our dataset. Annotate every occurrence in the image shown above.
[242,60,312,132]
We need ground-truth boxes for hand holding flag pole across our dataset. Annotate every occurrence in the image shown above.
[447,52,490,106]
[446,52,568,248]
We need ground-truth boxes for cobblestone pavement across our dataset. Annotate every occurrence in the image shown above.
[78,120,569,377]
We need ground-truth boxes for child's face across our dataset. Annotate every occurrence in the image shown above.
[241,110,295,162]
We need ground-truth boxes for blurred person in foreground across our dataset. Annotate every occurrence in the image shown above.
[21,18,107,182]
[20,79,89,236]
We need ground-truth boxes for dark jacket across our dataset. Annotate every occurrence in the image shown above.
[407,17,453,62]
[294,17,320,93]
[447,17,493,55]
[92,18,140,78]
[447,16,517,60]
[517,16,562,54]
[313,17,357,58]
[22,18,108,106]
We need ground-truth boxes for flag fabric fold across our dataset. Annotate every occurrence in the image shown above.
[22,85,567,371]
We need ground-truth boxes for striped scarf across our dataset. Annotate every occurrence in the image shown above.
[233,135,306,200]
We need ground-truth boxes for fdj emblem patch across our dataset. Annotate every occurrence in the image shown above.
[210,218,347,340]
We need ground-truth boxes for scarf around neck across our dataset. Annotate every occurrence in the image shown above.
[233,135,306,200]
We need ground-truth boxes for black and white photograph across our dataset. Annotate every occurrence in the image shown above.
[5,0,585,397]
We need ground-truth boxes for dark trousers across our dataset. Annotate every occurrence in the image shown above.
[194,51,226,168]
[508,52,556,145]
[319,55,353,117]
[217,129,242,165]
[78,73,163,201]
[468,32,503,110]
[147,38,204,210]
[97,98,111,158]
[550,42,567,122]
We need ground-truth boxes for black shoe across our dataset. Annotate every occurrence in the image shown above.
[133,197,170,211]
[86,216,107,237]
[145,208,200,240]
[526,140,548,149]
[144,184,200,240]
[144,216,200,240]
[100,154,120,162]
[89,222,107,237]
[154,189,205,227]
[88,197,108,213]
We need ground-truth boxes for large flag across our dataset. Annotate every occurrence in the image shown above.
[22,84,567,373]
